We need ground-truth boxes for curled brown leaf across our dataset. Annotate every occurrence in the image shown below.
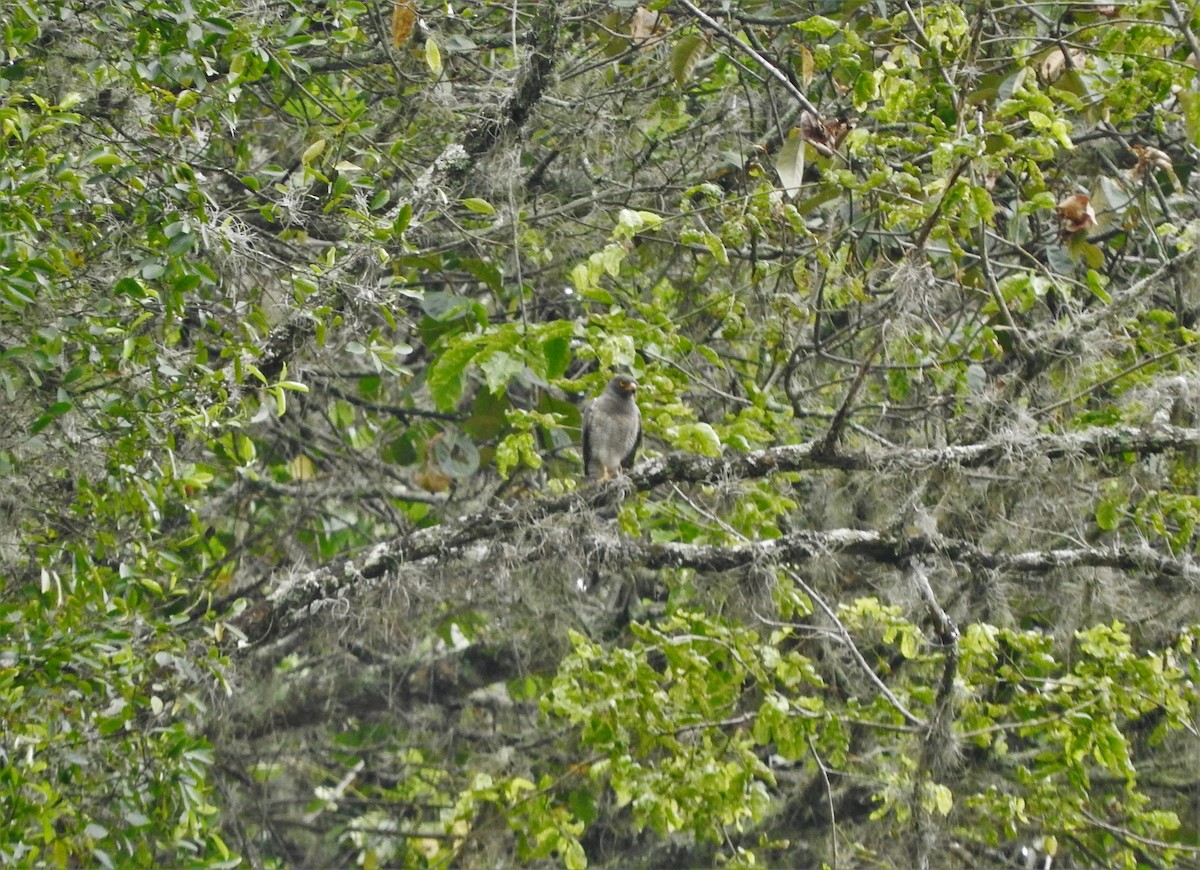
[799,110,855,158]
[1056,192,1097,236]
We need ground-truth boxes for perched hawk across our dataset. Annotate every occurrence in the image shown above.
[582,375,642,481]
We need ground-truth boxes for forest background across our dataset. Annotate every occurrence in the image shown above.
[3,0,1200,867]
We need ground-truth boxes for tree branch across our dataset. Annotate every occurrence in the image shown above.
[586,529,1199,591]
[225,423,1200,645]
[461,4,559,157]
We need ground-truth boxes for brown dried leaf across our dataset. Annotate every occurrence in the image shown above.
[629,6,667,47]
[1056,193,1097,236]
[414,466,452,494]
[1130,144,1172,174]
[1039,47,1086,83]
[1130,144,1180,190]
[416,433,453,493]
[391,0,416,48]
[799,110,855,157]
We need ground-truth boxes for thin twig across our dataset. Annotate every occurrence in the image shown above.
[972,157,1027,357]
[784,567,928,729]
[1163,0,1200,68]
[1033,343,1193,418]
[1080,809,1200,854]
[809,736,839,869]
[911,159,970,253]
[818,333,885,456]
[676,0,820,115]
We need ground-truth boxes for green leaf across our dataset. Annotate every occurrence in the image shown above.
[614,208,663,237]
[479,350,524,395]
[794,15,840,37]
[29,401,72,434]
[703,232,729,266]
[542,334,571,379]
[933,783,953,816]
[114,277,145,297]
[461,257,503,293]
[1095,499,1123,531]
[462,197,495,215]
[670,422,722,457]
[394,203,413,235]
[426,37,443,76]
[86,150,124,169]
[301,139,327,165]
[427,341,481,411]
[235,434,256,464]
[671,34,707,88]
[562,838,587,870]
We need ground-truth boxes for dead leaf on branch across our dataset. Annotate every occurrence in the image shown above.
[391,0,417,48]
[799,45,815,88]
[774,112,855,196]
[799,110,855,158]
[1056,192,1097,236]
[1129,144,1180,190]
[629,6,668,47]
[1039,47,1087,83]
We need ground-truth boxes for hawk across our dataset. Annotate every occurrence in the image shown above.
[582,375,642,481]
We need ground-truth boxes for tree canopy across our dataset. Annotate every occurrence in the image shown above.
[2,0,1200,867]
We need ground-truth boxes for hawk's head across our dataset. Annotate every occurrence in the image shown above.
[609,374,638,397]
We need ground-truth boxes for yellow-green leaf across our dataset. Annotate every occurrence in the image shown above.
[301,139,327,165]
[426,37,443,76]
[462,197,495,215]
[703,232,729,266]
[934,783,953,816]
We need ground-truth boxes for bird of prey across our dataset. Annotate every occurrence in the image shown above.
[582,375,642,481]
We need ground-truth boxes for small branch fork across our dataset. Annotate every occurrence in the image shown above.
[818,334,885,457]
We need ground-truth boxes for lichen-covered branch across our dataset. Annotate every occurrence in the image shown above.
[587,529,1199,590]
[228,422,1200,646]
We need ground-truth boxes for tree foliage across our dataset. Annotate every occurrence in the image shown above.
[3,0,1200,866]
